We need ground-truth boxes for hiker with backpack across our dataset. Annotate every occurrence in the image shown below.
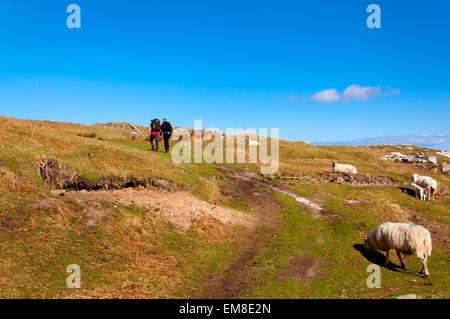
[160,118,173,153]
[149,118,161,151]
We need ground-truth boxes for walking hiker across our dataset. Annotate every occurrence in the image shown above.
[149,118,161,151]
[160,118,173,153]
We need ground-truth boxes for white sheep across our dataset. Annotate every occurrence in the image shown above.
[412,174,438,201]
[364,222,432,277]
[411,182,427,201]
[331,161,357,174]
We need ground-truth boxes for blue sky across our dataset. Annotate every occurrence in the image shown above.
[0,0,449,147]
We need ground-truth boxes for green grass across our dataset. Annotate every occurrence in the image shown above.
[244,188,449,299]
[0,200,241,298]
[229,199,251,213]
[0,116,448,298]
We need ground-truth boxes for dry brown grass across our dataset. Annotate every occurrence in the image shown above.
[0,167,35,192]
[377,202,410,223]
[77,132,97,138]
[37,158,81,190]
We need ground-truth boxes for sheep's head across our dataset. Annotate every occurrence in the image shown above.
[332,161,337,168]
[364,237,371,250]
[412,174,419,183]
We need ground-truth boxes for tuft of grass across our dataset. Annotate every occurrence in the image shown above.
[228,199,251,213]
[77,132,97,138]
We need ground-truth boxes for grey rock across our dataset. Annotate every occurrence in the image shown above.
[442,163,450,173]
[154,179,170,187]
[393,294,417,299]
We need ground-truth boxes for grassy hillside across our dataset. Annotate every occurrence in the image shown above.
[0,116,448,298]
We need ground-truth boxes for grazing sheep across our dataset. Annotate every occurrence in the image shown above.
[364,222,432,277]
[412,174,438,201]
[411,182,427,201]
[331,161,357,174]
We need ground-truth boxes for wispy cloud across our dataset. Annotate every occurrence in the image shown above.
[284,85,399,103]
[280,95,300,102]
[359,135,450,146]
[312,135,450,149]
[311,85,399,103]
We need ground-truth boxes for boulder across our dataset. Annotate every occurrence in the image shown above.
[171,127,192,140]
[393,294,417,299]
[437,150,450,159]
[154,179,170,188]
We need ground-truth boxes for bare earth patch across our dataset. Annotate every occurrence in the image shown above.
[284,254,325,282]
[65,188,251,230]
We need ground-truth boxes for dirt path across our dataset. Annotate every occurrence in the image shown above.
[199,167,336,298]
[263,182,342,220]
[199,168,282,298]
[61,167,330,298]
[267,184,323,211]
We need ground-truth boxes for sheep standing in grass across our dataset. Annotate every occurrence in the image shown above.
[364,222,432,277]
[411,182,427,201]
[331,161,357,174]
[412,174,438,201]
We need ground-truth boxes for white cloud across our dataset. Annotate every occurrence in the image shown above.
[307,85,399,103]
[342,85,381,101]
[309,88,340,103]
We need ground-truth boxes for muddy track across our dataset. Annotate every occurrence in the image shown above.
[199,167,336,298]
[199,167,282,298]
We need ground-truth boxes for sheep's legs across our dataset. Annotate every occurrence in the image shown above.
[419,256,429,278]
[384,250,390,266]
[396,250,405,269]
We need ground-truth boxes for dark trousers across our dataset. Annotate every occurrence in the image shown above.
[150,134,159,151]
[163,133,170,152]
